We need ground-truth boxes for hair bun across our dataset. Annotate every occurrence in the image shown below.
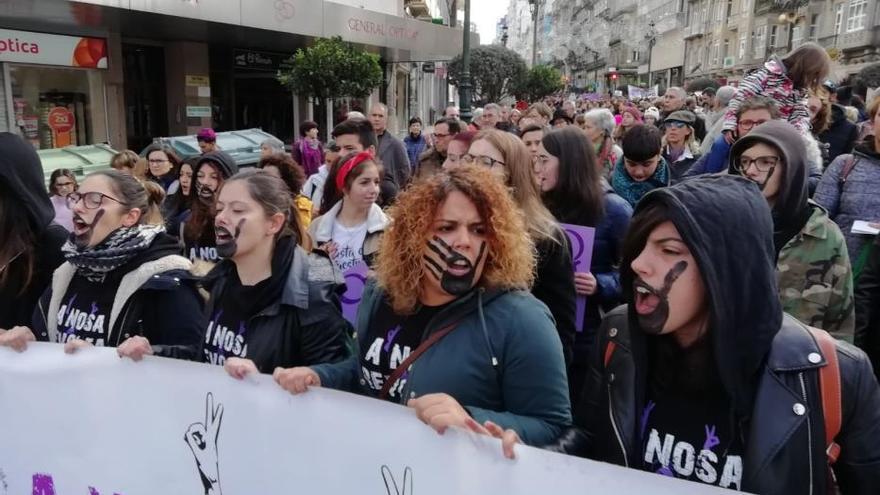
[141,179,166,208]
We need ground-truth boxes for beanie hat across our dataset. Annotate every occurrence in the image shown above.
[644,107,661,120]
[196,128,217,143]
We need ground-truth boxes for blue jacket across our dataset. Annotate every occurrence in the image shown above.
[312,282,572,446]
[685,136,731,177]
[814,141,880,264]
[403,133,427,169]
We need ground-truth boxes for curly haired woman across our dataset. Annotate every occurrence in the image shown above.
[273,166,572,446]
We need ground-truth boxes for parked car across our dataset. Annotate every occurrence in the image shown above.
[142,128,285,168]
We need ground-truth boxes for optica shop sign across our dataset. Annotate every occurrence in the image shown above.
[0,29,107,68]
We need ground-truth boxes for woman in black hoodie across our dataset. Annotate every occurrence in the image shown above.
[1,170,203,359]
[475,175,880,494]
[0,133,67,336]
[202,169,352,379]
[182,150,238,263]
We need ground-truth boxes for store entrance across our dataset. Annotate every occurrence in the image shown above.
[234,74,293,144]
[122,44,168,151]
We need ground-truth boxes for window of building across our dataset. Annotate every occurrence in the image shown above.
[716,1,724,22]
[792,25,803,46]
[835,3,844,34]
[712,40,720,65]
[741,0,751,14]
[723,39,730,59]
[769,25,778,47]
[847,0,867,32]
[753,25,766,59]
[727,0,733,17]
[809,14,819,39]
[739,32,747,59]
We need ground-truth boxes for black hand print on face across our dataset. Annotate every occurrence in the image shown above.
[634,260,688,335]
[423,236,487,296]
[216,219,245,259]
[72,208,105,249]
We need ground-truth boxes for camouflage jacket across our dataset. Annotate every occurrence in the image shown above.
[777,202,855,342]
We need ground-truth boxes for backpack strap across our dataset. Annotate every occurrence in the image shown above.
[807,326,842,465]
[378,320,461,401]
[838,155,859,187]
[604,341,617,368]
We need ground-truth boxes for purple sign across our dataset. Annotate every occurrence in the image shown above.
[340,262,369,326]
[561,223,596,332]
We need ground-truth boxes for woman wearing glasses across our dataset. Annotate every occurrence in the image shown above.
[10,170,204,359]
[48,169,78,232]
[144,144,182,195]
[729,120,854,340]
[465,130,577,367]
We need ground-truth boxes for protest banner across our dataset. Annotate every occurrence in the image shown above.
[0,344,742,494]
[561,223,596,331]
[341,261,369,326]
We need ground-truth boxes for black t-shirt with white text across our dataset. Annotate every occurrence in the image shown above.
[640,389,745,491]
[55,272,123,346]
[202,272,270,366]
[361,299,450,399]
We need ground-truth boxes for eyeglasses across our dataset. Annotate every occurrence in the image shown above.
[738,119,768,130]
[67,191,123,209]
[736,155,780,173]
[462,154,505,168]
[664,121,688,129]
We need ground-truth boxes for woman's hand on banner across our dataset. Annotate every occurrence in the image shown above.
[0,326,35,352]
[117,336,153,361]
[408,393,472,435]
[574,272,597,296]
[64,338,93,354]
[463,418,522,460]
[273,366,321,393]
[224,357,258,380]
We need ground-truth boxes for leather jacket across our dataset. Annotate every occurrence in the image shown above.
[552,305,880,495]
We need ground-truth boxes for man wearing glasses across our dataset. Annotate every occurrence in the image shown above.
[414,118,461,180]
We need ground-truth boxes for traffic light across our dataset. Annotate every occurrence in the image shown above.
[611,73,618,81]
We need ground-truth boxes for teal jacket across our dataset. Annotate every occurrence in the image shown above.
[312,282,572,446]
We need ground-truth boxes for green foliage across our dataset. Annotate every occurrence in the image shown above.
[514,65,564,101]
[277,36,383,100]
[856,63,880,90]
[447,45,528,105]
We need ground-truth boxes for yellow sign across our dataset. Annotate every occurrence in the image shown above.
[185,75,210,86]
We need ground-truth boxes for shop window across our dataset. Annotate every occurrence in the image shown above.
[8,65,107,150]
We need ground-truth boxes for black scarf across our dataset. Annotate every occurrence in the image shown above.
[62,225,165,282]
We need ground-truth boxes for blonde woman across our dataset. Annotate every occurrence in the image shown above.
[660,110,701,182]
[273,166,571,446]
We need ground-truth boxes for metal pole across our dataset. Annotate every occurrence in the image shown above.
[459,0,473,123]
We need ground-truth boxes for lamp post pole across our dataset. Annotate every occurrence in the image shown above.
[646,21,656,88]
[458,0,473,123]
[529,0,543,67]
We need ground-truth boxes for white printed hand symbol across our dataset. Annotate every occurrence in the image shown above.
[381,465,413,495]
[185,392,224,495]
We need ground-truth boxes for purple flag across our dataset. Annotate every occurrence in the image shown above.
[340,262,369,327]
[560,223,596,332]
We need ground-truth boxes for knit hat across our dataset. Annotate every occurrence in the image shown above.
[196,128,217,143]
[620,105,643,122]
[644,106,660,120]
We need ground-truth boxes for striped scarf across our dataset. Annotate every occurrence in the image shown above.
[62,224,165,282]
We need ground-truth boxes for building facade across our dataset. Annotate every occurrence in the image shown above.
[0,0,472,151]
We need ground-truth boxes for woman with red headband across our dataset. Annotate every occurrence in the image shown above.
[310,151,388,272]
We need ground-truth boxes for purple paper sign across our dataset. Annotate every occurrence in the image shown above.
[340,262,369,326]
[560,223,596,332]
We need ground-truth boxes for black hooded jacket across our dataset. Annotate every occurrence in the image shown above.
[728,120,813,255]
[553,175,880,494]
[31,232,204,359]
[0,133,67,329]
[195,150,238,179]
[818,104,859,167]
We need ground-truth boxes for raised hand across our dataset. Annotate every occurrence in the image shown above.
[381,465,413,495]
[184,393,224,495]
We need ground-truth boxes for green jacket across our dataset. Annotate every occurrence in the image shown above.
[777,202,855,341]
[311,282,572,446]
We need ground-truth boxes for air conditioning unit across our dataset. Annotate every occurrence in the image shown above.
[723,56,735,68]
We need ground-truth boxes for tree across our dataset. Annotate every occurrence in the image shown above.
[447,45,527,105]
[514,65,564,102]
[856,63,880,91]
[276,36,383,100]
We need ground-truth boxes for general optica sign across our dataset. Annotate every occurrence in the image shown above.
[0,29,107,68]
[346,17,419,41]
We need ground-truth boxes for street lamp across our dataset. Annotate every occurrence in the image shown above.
[458,0,473,123]
[645,20,657,87]
[778,12,800,52]
[528,0,544,67]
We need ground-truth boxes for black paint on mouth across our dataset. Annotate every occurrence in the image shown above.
[635,260,688,335]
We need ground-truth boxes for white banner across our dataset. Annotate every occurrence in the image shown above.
[0,344,737,494]
[0,29,107,68]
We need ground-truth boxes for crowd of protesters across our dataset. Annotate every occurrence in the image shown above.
[2,42,880,493]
